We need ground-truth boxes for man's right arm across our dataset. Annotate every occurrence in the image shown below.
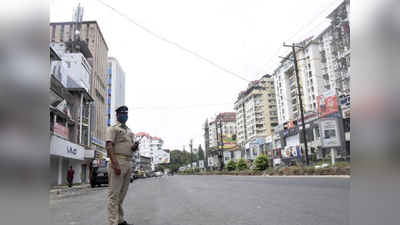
[106,142,121,176]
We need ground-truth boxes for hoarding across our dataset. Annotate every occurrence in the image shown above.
[192,162,197,168]
[319,118,342,148]
[153,150,170,164]
[199,160,204,168]
[317,89,339,117]
[50,136,84,160]
[221,134,237,149]
[250,144,260,160]
[234,151,241,162]
[53,122,69,139]
[223,152,231,164]
[207,157,219,167]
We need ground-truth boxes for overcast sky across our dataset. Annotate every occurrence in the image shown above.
[50,0,342,150]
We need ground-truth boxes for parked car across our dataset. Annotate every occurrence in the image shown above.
[90,166,108,188]
[155,171,163,177]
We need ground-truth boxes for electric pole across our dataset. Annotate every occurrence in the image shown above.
[283,43,310,166]
[189,139,193,167]
[219,116,224,171]
[204,119,209,171]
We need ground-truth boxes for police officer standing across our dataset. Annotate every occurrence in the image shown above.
[106,106,138,225]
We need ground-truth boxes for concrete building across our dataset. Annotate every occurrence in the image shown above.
[136,132,152,158]
[234,75,278,147]
[273,40,325,125]
[50,21,109,155]
[107,57,126,126]
[50,44,95,186]
[318,0,350,94]
[208,112,237,149]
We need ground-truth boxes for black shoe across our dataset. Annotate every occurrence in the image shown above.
[118,221,133,225]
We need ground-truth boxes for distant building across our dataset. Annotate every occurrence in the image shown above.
[209,112,237,149]
[107,57,126,126]
[234,75,278,146]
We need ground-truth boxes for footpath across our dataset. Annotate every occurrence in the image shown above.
[50,183,90,194]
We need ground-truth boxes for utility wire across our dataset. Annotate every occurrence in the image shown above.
[97,0,250,83]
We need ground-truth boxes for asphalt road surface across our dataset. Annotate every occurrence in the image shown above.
[50,175,350,225]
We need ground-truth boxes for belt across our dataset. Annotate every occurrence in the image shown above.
[115,155,133,161]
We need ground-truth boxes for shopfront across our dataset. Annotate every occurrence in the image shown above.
[50,136,85,186]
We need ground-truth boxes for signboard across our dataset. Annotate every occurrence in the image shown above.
[220,134,237,149]
[153,150,170,164]
[319,118,342,148]
[340,95,350,109]
[223,152,231,164]
[91,136,106,148]
[285,134,299,147]
[274,124,283,133]
[342,108,350,119]
[234,151,241,162]
[199,160,204,168]
[192,162,197,168]
[317,89,339,117]
[250,144,260,160]
[287,120,295,129]
[298,123,311,130]
[53,122,69,139]
[50,136,84,160]
[207,157,219,167]
[187,163,192,169]
[297,112,317,124]
[265,136,273,143]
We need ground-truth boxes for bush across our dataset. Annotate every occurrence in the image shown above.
[253,154,269,171]
[225,159,236,171]
[194,167,200,173]
[310,153,317,162]
[236,158,248,171]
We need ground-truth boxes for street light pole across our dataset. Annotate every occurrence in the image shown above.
[284,43,310,166]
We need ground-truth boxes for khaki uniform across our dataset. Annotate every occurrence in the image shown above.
[106,122,136,225]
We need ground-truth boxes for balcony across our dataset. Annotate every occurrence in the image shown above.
[107,88,111,95]
[108,78,112,85]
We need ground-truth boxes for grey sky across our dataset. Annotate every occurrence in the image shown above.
[50,0,341,150]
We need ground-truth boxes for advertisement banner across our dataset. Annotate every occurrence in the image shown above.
[342,108,350,119]
[223,152,231,164]
[199,160,204,168]
[250,144,260,160]
[50,136,84,160]
[153,150,170,164]
[192,162,197,168]
[221,134,237,149]
[208,157,213,167]
[53,122,69,139]
[319,118,342,148]
[317,89,339,117]
[187,163,192,169]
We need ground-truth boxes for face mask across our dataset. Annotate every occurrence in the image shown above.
[118,114,128,123]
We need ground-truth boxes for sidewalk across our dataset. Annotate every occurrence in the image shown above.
[50,183,90,193]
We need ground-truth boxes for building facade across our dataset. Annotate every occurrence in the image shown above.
[107,57,126,126]
[273,40,325,124]
[50,21,109,155]
[208,112,237,149]
[318,0,350,94]
[234,75,278,146]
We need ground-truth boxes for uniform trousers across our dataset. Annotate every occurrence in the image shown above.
[107,158,132,225]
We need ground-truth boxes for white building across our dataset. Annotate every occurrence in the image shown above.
[317,0,350,94]
[234,75,278,146]
[107,57,126,126]
[208,112,237,149]
[273,40,325,124]
[150,137,164,153]
[136,132,152,157]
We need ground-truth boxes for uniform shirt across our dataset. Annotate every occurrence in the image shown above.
[106,122,136,157]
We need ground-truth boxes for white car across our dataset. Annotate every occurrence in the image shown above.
[155,171,163,177]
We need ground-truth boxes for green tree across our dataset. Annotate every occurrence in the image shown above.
[236,158,248,171]
[225,159,236,171]
[253,154,269,171]
[197,144,204,160]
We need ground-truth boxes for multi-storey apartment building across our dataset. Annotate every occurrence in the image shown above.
[318,0,350,94]
[50,21,109,154]
[208,112,237,149]
[107,57,126,126]
[234,75,278,146]
[273,41,325,124]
